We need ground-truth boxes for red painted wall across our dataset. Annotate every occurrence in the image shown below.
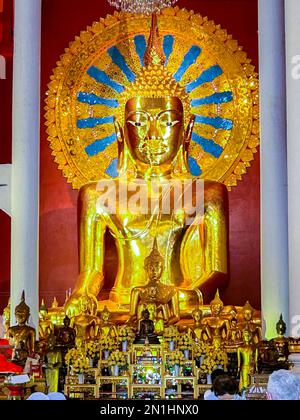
[0,0,260,311]
[0,0,13,311]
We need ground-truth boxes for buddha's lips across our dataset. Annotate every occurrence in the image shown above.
[140,140,168,156]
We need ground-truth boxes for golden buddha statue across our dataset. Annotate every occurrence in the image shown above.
[39,299,54,341]
[240,301,262,345]
[188,308,204,342]
[202,290,230,343]
[65,14,228,318]
[227,317,242,347]
[129,239,180,333]
[2,298,10,338]
[7,292,36,365]
[71,291,98,348]
[45,333,62,393]
[237,329,258,391]
[96,306,117,339]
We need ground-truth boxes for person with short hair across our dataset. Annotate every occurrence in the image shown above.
[267,370,300,400]
[213,375,243,400]
[204,369,225,400]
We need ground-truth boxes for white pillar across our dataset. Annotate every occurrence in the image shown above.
[259,0,289,339]
[286,0,300,341]
[11,0,41,331]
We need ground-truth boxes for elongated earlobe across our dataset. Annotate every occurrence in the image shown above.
[184,115,195,153]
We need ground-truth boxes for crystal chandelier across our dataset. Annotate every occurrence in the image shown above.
[107,0,179,14]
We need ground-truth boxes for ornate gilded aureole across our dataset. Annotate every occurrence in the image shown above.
[45,7,259,190]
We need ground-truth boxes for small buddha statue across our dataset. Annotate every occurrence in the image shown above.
[96,306,117,339]
[227,318,242,347]
[202,290,230,343]
[7,292,36,365]
[129,239,179,333]
[2,298,10,338]
[270,314,289,363]
[240,301,262,345]
[45,333,62,393]
[71,291,98,348]
[57,315,76,350]
[134,309,160,344]
[188,308,203,342]
[237,329,258,391]
[39,299,53,341]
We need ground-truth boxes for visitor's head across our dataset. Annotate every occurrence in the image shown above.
[213,375,239,400]
[211,369,226,386]
[267,370,300,400]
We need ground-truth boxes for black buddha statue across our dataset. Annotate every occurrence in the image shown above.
[134,309,160,345]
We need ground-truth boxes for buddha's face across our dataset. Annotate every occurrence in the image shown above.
[80,297,89,314]
[15,310,29,325]
[211,303,222,317]
[64,317,70,327]
[193,310,202,323]
[243,330,251,343]
[102,312,110,323]
[39,310,47,321]
[125,97,184,167]
[243,310,253,322]
[145,260,163,282]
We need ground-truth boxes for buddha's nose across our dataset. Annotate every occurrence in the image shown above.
[147,118,159,140]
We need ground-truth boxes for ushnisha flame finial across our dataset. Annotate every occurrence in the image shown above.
[144,13,165,67]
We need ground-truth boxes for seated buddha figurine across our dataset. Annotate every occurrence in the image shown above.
[57,315,76,350]
[134,309,160,345]
[129,239,179,333]
[65,14,228,317]
[96,306,117,339]
[227,317,242,348]
[188,308,204,342]
[202,290,230,343]
[71,291,98,348]
[39,299,54,342]
[2,298,10,338]
[240,301,262,345]
[7,292,36,365]
[270,314,289,363]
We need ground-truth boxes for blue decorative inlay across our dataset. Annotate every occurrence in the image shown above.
[77,116,115,129]
[134,35,147,67]
[192,132,223,158]
[188,156,202,176]
[173,46,201,82]
[191,92,233,107]
[186,65,223,93]
[108,46,136,83]
[105,158,119,178]
[195,115,233,130]
[87,67,125,94]
[77,92,119,108]
[85,133,117,157]
[163,35,174,66]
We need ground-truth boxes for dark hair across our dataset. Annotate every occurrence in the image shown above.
[211,369,226,390]
[213,375,239,397]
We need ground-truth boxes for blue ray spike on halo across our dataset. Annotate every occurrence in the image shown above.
[188,156,202,177]
[195,115,233,130]
[87,67,125,94]
[85,133,117,157]
[105,158,119,178]
[108,46,136,83]
[77,92,119,108]
[77,116,115,129]
[192,132,223,158]
[191,91,233,107]
[186,65,223,93]
[163,35,174,66]
[134,35,147,67]
[173,45,202,82]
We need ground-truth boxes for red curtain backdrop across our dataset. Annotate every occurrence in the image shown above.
[0,0,260,311]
